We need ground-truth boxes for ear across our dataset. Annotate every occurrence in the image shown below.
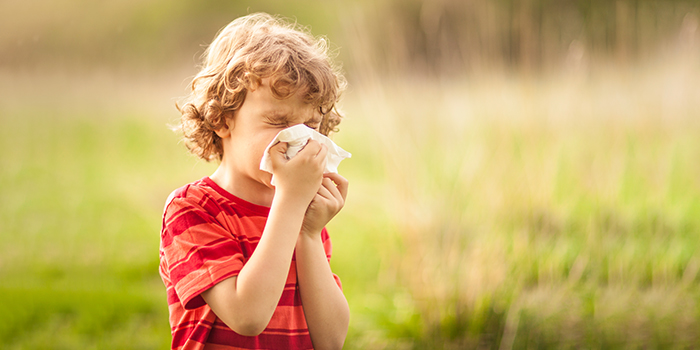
[214,117,233,138]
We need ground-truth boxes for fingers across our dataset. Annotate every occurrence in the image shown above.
[315,142,328,160]
[269,141,289,168]
[316,177,336,200]
[270,141,288,154]
[270,141,289,161]
[304,172,348,233]
[323,172,349,201]
[290,141,328,174]
[309,178,343,215]
[271,140,325,168]
[296,140,327,159]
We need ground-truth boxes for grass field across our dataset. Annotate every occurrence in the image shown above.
[0,57,699,348]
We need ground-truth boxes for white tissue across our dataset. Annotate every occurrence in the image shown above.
[260,124,351,185]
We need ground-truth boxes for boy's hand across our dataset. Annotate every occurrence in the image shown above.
[301,172,348,237]
[269,140,328,206]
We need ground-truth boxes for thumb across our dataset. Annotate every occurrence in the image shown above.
[269,142,289,167]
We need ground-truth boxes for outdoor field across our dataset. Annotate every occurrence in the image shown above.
[1,1,699,349]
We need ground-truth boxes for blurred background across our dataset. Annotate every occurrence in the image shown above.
[1,0,699,348]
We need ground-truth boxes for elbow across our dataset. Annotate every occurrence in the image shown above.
[314,335,347,350]
[227,317,269,337]
[329,337,348,350]
[313,320,350,350]
[216,311,270,336]
[210,301,275,336]
[234,324,267,337]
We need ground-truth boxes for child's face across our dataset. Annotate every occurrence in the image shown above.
[221,78,322,192]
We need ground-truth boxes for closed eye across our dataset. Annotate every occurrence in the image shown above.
[265,120,288,128]
[262,112,290,128]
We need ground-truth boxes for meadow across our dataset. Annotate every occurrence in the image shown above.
[1,53,699,349]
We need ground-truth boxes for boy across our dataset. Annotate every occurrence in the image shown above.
[159,13,350,350]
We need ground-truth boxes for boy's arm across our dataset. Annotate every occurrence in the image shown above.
[296,173,350,350]
[201,141,328,336]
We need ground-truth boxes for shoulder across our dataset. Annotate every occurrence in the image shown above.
[161,179,231,229]
[160,179,233,247]
[164,178,215,211]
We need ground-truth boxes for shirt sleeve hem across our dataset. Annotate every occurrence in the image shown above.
[179,261,244,310]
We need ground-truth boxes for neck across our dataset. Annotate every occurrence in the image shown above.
[209,160,275,207]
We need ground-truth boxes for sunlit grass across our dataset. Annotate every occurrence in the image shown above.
[1,57,699,348]
[333,58,700,348]
[0,98,216,348]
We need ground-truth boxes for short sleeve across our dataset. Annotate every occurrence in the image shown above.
[161,195,246,310]
[321,227,342,290]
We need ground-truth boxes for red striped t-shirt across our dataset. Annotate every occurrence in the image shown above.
[159,177,340,350]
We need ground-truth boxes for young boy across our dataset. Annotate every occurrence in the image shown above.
[159,13,350,350]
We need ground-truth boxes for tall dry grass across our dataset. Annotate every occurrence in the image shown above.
[341,0,700,76]
[334,45,700,346]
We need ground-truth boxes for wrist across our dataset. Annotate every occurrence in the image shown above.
[272,189,313,211]
[297,231,323,247]
[300,227,323,238]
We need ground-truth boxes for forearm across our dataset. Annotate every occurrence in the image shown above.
[296,233,350,350]
[237,195,306,310]
[202,194,308,335]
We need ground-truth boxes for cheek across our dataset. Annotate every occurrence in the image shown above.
[258,131,282,149]
[232,129,280,166]
[252,134,279,162]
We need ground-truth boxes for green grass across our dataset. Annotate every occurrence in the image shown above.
[1,60,699,349]
[332,61,700,348]
[0,100,217,348]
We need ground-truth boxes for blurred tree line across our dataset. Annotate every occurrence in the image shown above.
[0,0,339,71]
[352,0,700,76]
[1,0,697,76]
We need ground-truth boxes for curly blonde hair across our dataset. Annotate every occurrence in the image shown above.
[177,13,346,161]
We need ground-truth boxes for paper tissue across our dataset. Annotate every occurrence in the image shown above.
[259,124,351,185]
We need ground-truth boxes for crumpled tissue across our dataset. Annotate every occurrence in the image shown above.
[259,124,351,185]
